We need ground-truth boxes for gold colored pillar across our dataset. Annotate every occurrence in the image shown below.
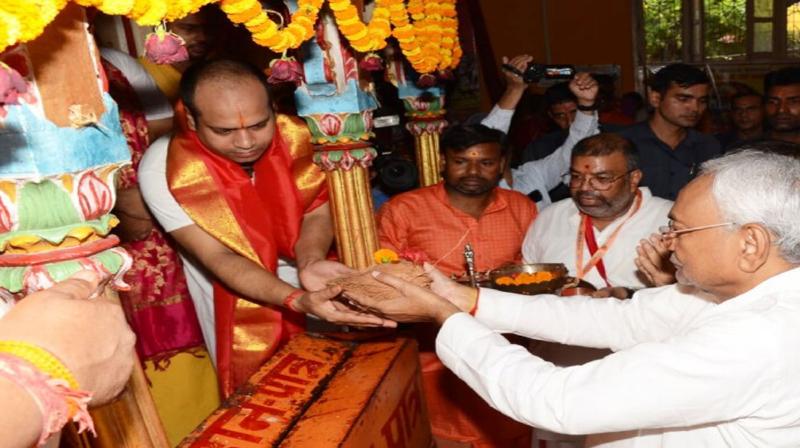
[325,162,378,269]
[407,120,447,187]
[304,112,380,269]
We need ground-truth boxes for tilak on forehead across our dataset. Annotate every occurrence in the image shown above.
[468,149,479,157]
[238,110,245,128]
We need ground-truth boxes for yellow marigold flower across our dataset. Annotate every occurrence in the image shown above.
[0,11,21,52]
[97,0,135,16]
[136,1,168,26]
[221,0,255,14]
[285,23,307,41]
[328,0,349,12]
[373,249,399,265]
[293,14,314,28]
[244,13,268,28]
[128,0,151,20]
[372,8,391,19]
[340,22,365,36]
[228,5,263,24]
[336,14,360,26]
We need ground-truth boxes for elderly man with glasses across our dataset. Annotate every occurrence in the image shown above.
[521,133,673,298]
[344,147,800,447]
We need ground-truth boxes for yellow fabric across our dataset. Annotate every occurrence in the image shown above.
[144,350,220,447]
[139,58,182,103]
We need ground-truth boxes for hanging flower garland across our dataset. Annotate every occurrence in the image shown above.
[0,0,462,74]
[328,0,392,53]
[220,0,322,53]
[0,0,66,51]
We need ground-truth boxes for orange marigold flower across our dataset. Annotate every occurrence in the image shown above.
[373,249,399,264]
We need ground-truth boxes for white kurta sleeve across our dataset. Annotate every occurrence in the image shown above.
[474,285,711,349]
[436,302,776,436]
[480,105,515,134]
[509,111,599,196]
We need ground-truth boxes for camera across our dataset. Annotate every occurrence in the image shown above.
[502,63,576,84]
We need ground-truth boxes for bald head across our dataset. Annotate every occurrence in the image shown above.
[180,59,272,119]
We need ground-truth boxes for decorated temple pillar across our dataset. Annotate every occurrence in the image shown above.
[294,12,379,270]
[385,53,447,187]
[0,5,167,447]
[404,94,446,187]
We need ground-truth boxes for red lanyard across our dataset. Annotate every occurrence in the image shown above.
[575,190,642,287]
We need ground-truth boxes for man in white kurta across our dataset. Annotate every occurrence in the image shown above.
[346,149,800,447]
[523,133,672,292]
[522,186,671,289]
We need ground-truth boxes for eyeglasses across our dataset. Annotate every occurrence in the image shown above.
[561,170,635,191]
[658,220,737,241]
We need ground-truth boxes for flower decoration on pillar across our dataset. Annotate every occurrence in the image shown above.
[267,55,304,84]
[143,22,189,64]
[358,52,384,72]
[0,62,27,106]
[416,73,437,88]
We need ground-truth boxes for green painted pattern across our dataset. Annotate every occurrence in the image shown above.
[0,214,118,250]
[16,180,82,230]
[0,246,126,293]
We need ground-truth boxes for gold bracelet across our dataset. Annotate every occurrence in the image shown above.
[0,341,79,389]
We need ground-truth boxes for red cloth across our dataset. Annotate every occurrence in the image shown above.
[377,183,537,276]
[167,110,327,396]
[378,183,536,446]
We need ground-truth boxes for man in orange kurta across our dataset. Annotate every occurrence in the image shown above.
[377,124,537,447]
[139,59,388,398]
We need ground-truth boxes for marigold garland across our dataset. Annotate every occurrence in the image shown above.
[329,0,392,53]
[0,0,462,74]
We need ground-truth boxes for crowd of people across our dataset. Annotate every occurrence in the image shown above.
[1,6,799,448]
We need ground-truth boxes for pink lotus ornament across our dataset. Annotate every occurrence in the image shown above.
[0,62,28,106]
[319,114,342,136]
[359,53,384,72]
[267,57,304,84]
[144,23,189,65]
[77,171,114,221]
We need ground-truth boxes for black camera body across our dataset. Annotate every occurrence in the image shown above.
[503,62,576,84]
[522,64,576,83]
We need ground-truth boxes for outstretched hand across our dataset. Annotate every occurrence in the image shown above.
[424,263,477,312]
[299,259,355,292]
[293,285,397,328]
[343,268,462,325]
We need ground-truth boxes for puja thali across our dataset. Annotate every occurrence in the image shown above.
[488,263,569,295]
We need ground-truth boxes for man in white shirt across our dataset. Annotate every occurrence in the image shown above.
[522,133,672,295]
[346,148,800,447]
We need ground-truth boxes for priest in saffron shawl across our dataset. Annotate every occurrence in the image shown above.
[138,59,388,398]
